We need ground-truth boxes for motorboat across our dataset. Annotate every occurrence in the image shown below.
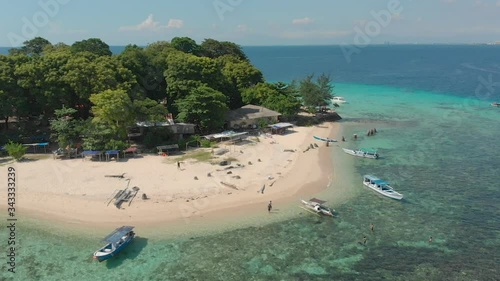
[491,102,499,107]
[363,175,403,200]
[300,198,334,216]
[332,96,347,104]
[342,148,379,159]
[93,226,135,262]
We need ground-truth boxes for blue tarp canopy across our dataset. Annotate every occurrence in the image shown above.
[102,226,134,243]
[82,150,102,155]
[105,150,120,155]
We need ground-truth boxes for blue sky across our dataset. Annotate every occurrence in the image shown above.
[1,0,500,47]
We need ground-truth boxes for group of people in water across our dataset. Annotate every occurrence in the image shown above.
[340,128,378,142]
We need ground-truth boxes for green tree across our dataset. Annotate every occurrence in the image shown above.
[0,55,26,129]
[89,89,135,138]
[21,37,52,56]
[171,37,200,55]
[71,38,112,56]
[242,82,301,117]
[133,98,168,122]
[200,39,248,61]
[50,107,83,148]
[165,51,223,110]
[4,142,27,161]
[175,85,228,133]
[298,73,334,110]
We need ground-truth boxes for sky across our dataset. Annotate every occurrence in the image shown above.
[0,0,500,47]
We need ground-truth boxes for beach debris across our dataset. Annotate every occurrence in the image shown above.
[248,161,253,165]
[260,184,266,194]
[221,181,238,190]
[269,180,276,186]
[267,175,274,180]
[284,149,295,152]
[128,186,140,206]
[194,176,199,180]
[105,173,126,179]
[227,171,233,174]
[207,172,212,177]
[232,175,241,179]
[142,193,148,200]
[314,143,319,148]
[224,166,234,170]
[258,158,262,162]
[219,160,229,166]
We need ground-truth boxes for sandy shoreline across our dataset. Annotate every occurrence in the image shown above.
[1,122,344,236]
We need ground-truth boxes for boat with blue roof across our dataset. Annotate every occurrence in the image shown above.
[363,175,403,200]
[93,226,135,262]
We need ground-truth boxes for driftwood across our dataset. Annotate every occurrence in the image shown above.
[220,181,238,190]
[105,173,126,178]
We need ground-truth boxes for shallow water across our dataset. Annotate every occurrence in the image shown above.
[1,83,499,281]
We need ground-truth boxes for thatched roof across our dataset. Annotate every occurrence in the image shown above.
[226,105,281,122]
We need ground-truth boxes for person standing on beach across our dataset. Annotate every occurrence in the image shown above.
[177,161,180,169]
[268,201,272,213]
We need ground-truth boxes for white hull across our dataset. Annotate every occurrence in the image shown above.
[300,200,334,216]
[342,148,378,159]
[332,97,347,104]
[362,175,403,200]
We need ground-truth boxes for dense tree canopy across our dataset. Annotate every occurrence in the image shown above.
[175,85,228,132]
[0,36,336,150]
[71,38,112,56]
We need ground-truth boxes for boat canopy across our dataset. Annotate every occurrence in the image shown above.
[309,198,327,204]
[373,180,389,185]
[360,148,378,153]
[364,175,380,181]
[102,226,134,243]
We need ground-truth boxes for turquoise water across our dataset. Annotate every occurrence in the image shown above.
[1,83,499,281]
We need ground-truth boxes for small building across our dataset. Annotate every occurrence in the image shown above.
[128,120,196,140]
[226,105,281,129]
[203,131,249,143]
[268,122,294,135]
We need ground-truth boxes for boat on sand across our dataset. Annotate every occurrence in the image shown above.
[313,136,337,142]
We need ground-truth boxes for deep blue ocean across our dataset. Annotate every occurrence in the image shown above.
[1,45,499,280]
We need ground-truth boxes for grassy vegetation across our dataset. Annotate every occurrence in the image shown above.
[169,150,214,163]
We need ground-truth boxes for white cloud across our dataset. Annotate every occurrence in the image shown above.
[292,17,314,25]
[237,24,249,32]
[119,15,183,31]
[167,19,184,29]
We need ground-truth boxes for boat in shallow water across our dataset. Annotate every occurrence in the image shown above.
[332,96,347,104]
[342,148,379,159]
[363,175,403,200]
[93,226,135,262]
[300,198,334,216]
[491,102,499,107]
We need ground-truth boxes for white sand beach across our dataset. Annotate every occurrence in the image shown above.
[1,123,341,232]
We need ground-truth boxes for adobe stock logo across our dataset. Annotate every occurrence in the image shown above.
[341,0,403,63]
[213,0,243,21]
[7,0,71,47]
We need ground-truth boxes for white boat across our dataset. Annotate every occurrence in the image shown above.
[363,175,403,200]
[300,198,334,216]
[332,96,347,104]
[342,148,379,159]
[491,102,499,107]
